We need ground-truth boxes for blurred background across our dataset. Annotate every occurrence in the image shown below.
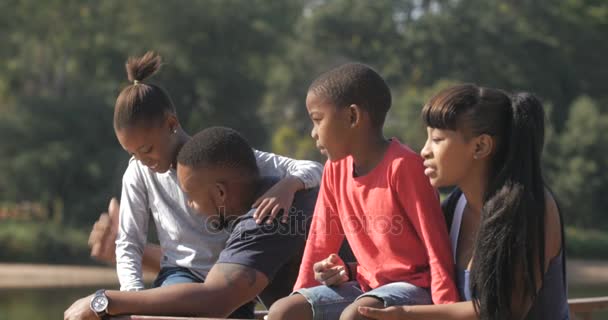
[0,0,606,319]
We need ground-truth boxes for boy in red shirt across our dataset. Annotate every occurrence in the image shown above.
[268,63,458,320]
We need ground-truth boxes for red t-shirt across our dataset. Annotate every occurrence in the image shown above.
[293,139,459,304]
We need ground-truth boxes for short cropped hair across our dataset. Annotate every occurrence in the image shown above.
[308,63,391,128]
[177,127,259,177]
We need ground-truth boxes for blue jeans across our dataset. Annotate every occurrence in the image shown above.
[294,281,432,320]
[153,266,203,287]
[153,266,256,319]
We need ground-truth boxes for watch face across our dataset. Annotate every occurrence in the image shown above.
[91,295,108,312]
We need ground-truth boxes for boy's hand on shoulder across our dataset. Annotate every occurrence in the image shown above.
[252,176,303,224]
[313,254,349,286]
[88,197,119,264]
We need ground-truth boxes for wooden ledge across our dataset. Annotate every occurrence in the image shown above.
[110,310,268,320]
[110,298,608,320]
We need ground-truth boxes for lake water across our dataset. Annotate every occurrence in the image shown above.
[0,286,118,320]
[1,285,607,319]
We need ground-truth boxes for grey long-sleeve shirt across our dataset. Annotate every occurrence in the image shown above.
[115,149,323,291]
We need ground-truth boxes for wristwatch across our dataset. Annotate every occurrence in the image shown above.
[90,289,109,319]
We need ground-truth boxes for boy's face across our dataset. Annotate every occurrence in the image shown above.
[306,91,352,161]
[176,163,221,217]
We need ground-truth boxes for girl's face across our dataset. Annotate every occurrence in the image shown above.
[420,127,477,188]
[306,91,352,161]
[115,117,179,173]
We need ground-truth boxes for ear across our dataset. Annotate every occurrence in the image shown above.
[165,113,180,133]
[214,182,228,205]
[473,134,494,160]
[347,104,363,128]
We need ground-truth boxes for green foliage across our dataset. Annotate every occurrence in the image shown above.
[0,0,606,255]
[0,95,122,225]
[387,80,459,151]
[0,220,91,264]
[262,0,608,229]
[566,226,608,260]
[550,96,608,227]
[271,125,321,163]
[0,1,307,227]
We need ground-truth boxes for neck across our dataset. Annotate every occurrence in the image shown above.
[170,128,191,169]
[350,131,389,176]
[459,162,491,217]
[223,177,260,219]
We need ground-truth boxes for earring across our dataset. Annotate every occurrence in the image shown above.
[172,128,177,134]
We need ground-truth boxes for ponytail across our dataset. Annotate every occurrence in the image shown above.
[114,51,175,130]
[470,92,547,320]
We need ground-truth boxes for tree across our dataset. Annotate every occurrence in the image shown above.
[550,96,608,227]
[0,0,305,225]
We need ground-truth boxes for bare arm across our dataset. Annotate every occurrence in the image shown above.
[106,263,268,318]
[252,175,305,223]
[251,149,323,222]
[359,302,477,320]
[64,263,268,320]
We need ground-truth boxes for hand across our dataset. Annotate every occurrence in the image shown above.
[88,197,119,264]
[252,176,303,224]
[313,254,349,286]
[64,295,97,320]
[358,305,410,320]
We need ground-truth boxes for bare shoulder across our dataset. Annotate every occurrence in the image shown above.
[543,189,562,261]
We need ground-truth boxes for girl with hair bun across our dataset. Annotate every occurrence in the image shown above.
[111,51,323,294]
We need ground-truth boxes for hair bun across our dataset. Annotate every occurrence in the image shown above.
[126,51,162,83]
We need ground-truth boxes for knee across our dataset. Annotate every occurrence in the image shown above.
[268,295,312,320]
[267,297,290,320]
[339,303,363,320]
[339,297,384,320]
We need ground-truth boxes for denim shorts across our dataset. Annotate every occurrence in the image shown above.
[153,266,204,287]
[294,281,431,320]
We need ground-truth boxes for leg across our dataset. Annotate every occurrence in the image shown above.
[339,297,384,320]
[268,294,313,320]
[269,281,362,320]
[260,255,302,308]
[342,282,432,320]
